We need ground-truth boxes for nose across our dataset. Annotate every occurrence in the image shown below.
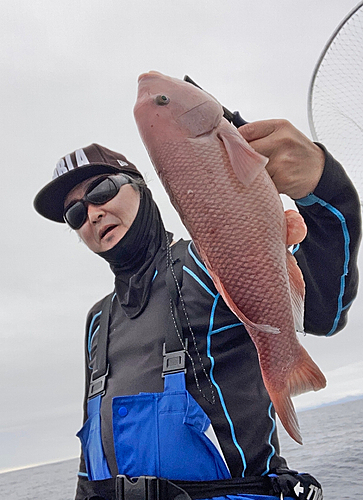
[87,203,106,224]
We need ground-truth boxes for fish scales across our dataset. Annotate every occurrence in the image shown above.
[134,71,326,444]
[156,139,291,332]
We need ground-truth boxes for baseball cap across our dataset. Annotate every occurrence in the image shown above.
[34,143,144,223]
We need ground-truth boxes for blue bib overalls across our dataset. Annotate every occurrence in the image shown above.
[77,370,295,500]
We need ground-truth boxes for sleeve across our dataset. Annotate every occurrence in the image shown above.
[293,144,361,336]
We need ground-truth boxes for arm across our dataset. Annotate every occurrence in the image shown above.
[239,119,361,336]
[294,145,361,335]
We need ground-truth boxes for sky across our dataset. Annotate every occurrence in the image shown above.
[1,0,362,473]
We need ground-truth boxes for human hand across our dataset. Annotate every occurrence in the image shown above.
[238,119,325,199]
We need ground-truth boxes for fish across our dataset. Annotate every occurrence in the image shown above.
[133,71,326,444]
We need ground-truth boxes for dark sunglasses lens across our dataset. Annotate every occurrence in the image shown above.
[64,176,129,229]
[64,201,87,230]
[86,177,118,205]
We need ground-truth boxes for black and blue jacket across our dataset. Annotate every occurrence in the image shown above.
[75,146,361,499]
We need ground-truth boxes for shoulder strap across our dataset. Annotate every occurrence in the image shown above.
[165,239,189,307]
[87,292,113,400]
[163,240,190,375]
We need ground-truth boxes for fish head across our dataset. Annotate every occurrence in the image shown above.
[134,71,224,145]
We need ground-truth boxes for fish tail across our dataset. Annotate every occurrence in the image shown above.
[288,345,327,397]
[267,346,326,444]
[268,389,303,445]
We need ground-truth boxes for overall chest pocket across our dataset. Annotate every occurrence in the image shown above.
[111,372,231,481]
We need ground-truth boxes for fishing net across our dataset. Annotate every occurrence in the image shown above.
[308,1,363,203]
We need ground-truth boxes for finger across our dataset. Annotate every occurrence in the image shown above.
[238,119,280,143]
[244,136,277,159]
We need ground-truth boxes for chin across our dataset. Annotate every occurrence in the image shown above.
[103,234,124,251]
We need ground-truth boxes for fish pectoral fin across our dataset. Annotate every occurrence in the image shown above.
[287,251,305,333]
[217,125,268,187]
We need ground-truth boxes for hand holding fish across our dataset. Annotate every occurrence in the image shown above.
[238,119,325,200]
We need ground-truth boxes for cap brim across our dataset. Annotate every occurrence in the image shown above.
[34,164,123,223]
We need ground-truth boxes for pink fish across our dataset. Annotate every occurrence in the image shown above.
[134,71,326,443]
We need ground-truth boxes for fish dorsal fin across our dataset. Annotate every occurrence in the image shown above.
[218,123,268,187]
[285,209,307,246]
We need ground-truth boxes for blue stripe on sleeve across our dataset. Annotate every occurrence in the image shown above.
[88,311,102,358]
[185,241,250,475]
[187,242,212,278]
[183,266,217,298]
[207,294,247,476]
[262,403,276,475]
[292,243,300,255]
[296,193,350,336]
[88,294,116,361]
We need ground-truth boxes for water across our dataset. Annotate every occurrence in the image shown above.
[0,398,362,499]
[0,458,79,500]
[278,397,363,499]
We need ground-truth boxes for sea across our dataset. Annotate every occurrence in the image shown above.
[0,398,362,500]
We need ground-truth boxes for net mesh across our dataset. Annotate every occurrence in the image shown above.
[308,2,363,202]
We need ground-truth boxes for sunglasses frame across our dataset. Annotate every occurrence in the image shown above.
[63,174,132,230]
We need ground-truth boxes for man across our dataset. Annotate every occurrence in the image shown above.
[34,119,361,500]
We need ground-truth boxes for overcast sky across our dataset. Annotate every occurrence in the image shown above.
[1,0,362,473]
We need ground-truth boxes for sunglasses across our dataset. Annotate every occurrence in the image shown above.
[63,174,132,229]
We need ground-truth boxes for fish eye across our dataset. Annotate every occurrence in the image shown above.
[155,95,170,106]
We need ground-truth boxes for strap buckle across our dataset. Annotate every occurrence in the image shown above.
[116,475,160,500]
[115,475,192,500]
[88,364,109,399]
[162,339,188,377]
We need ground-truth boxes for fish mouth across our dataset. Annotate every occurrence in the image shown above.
[138,70,163,82]
[99,224,118,240]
